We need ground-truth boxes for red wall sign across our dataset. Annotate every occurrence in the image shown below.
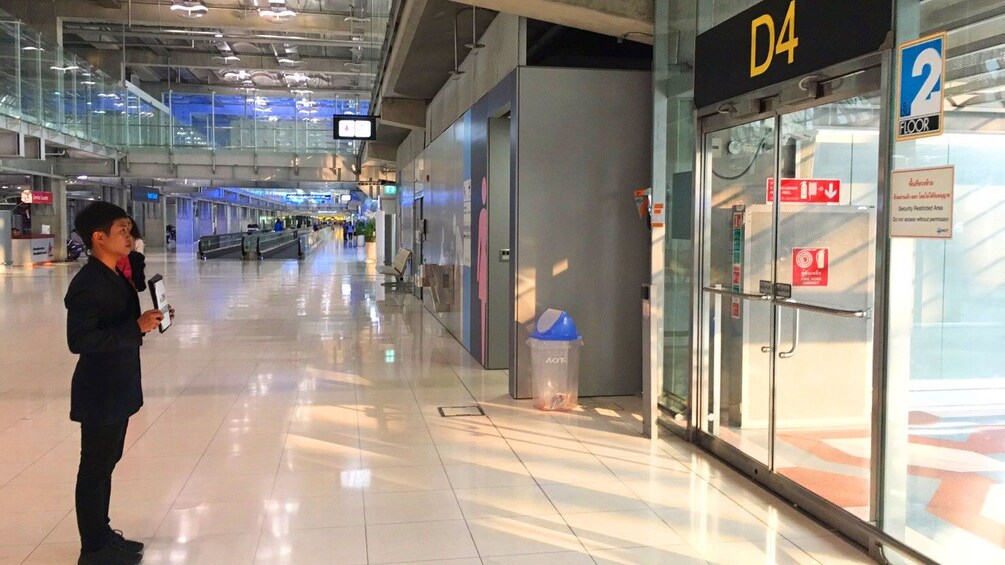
[21,191,54,204]
[793,248,829,287]
[31,192,54,204]
[767,178,841,204]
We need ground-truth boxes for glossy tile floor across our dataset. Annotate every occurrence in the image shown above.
[0,240,874,564]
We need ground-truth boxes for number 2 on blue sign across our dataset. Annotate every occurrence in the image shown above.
[750,0,799,78]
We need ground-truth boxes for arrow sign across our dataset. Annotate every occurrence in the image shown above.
[767,178,842,204]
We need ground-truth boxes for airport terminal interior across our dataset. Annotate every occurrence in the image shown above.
[0,0,1002,564]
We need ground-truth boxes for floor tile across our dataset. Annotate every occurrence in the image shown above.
[466,514,584,556]
[591,544,708,564]
[364,489,463,524]
[563,508,685,550]
[262,494,366,534]
[542,481,649,514]
[255,525,367,564]
[366,520,478,564]
[455,486,557,519]
[141,532,261,565]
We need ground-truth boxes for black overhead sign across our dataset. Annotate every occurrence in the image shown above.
[694,0,892,109]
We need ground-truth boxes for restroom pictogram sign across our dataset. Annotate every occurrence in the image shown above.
[793,248,829,287]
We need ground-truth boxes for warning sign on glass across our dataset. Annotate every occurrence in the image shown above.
[767,178,840,204]
[792,248,829,287]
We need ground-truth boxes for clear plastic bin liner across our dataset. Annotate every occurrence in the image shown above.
[528,337,583,411]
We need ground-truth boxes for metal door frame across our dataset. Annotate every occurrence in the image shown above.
[687,51,931,563]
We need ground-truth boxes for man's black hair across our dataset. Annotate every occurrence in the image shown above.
[74,202,129,250]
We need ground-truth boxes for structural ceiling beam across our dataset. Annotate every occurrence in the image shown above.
[378,98,427,130]
[47,0,389,36]
[74,48,376,76]
[451,0,653,43]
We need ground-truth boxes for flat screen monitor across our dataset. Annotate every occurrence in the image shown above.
[333,115,377,140]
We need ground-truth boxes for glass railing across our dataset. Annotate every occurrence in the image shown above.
[0,11,367,155]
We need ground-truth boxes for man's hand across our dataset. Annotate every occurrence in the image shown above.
[138,310,164,333]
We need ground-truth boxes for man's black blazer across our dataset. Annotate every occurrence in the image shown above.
[65,256,144,425]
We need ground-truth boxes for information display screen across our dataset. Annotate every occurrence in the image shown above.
[333,115,377,140]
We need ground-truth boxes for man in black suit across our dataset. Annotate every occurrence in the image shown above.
[65,202,171,565]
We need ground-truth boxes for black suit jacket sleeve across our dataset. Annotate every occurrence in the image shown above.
[66,286,142,354]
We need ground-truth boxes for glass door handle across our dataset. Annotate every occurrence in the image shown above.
[702,284,772,301]
[778,309,800,359]
[773,299,871,319]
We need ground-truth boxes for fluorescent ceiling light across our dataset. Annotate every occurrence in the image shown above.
[81,80,97,85]
[50,65,80,71]
[260,0,296,23]
[22,46,44,52]
[170,1,208,19]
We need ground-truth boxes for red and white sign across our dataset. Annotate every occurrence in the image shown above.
[767,178,841,204]
[792,248,829,287]
[20,191,54,204]
[730,298,741,318]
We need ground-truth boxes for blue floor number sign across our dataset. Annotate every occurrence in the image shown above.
[898,33,946,141]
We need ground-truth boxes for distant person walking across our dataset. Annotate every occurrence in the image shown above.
[345,221,355,246]
[274,218,284,232]
[64,203,173,565]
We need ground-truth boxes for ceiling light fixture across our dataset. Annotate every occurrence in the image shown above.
[81,80,97,85]
[170,0,208,19]
[50,65,80,72]
[260,0,296,23]
[22,45,44,52]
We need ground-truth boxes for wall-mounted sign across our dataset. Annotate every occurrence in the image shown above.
[767,178,841,204]
[897,33,946,141]
[333,115,377,140]
[20,191,54,205]
[792,247,829,287]
[651,203,665,228]
[694,0,891,108]
[131,188,160,202]
[890,166,954,239]
[731,205,745,319]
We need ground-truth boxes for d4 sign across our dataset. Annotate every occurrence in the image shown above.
[751,0,799,78]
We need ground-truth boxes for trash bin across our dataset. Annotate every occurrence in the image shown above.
[528,309,583,411]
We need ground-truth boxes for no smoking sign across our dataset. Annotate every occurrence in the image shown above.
[793,248,829,287]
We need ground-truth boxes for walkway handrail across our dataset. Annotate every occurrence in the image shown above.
[197,232,245,259]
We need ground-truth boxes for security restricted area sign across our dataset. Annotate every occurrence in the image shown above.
[890,166,955,238]
[897,33,946,141]
[792,248,829,287]
[767,178,841,204]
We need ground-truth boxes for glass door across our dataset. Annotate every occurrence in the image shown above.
[772,95,880,519]
[699,116,777,466]
[697,78,882,518]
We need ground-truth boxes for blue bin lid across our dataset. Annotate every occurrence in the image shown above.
[530,309,581,341]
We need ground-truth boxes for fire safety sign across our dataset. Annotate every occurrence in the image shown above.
[792,248,829,287]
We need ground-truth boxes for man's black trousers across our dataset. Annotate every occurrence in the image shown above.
[76,420,128,552]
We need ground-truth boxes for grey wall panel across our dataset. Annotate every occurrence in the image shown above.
[419,116,468,341]
[487,115,513,370]
[515,67,653,398]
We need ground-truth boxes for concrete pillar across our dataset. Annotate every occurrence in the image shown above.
[31,177,67,261]
[144,198,166,250]
[175,198,195,246]
[198,202,214,239]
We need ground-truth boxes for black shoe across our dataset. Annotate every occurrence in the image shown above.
[78,544,142,565]
[109,530,144,554]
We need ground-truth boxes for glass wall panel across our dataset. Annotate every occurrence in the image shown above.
[655,0,699,428]
[885,1,1005,563]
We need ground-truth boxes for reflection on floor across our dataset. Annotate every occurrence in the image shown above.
[726,411,1005,564]
[0,241,871,564]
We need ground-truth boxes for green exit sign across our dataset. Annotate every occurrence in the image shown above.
[383,185,398,195]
